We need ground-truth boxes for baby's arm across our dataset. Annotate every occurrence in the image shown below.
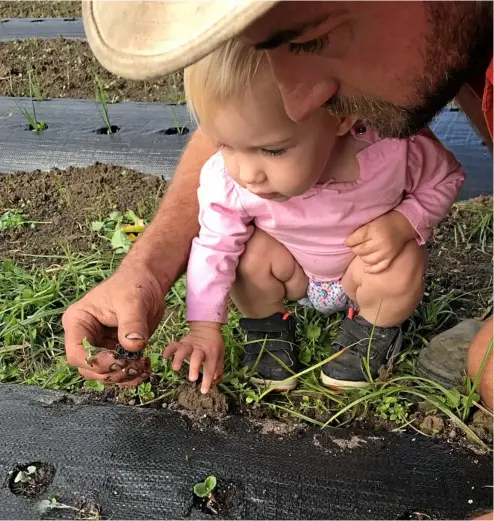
[163,153,253,393]
[394,133,466,244]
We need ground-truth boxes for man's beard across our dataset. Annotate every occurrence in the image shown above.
[323,2,493,138]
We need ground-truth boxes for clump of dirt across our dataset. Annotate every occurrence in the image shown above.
[192,480,241,517]
[0,164,167,265]
[0,0,81,18]
[177,383,228,414]
[419,415,445,436]
[8,461,55,498]
[469,410,494,444]
[0,38,184,103]
[73,497,104,520]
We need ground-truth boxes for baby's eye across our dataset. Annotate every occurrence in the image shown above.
[260,148,286,157]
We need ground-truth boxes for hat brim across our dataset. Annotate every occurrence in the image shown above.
[83,0,277,80]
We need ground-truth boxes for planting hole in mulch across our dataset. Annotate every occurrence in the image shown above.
[27,123,48,132]
[8,461,55,498]
[94,125,120,135]
[161,126,190,136]
[192,480,241,517]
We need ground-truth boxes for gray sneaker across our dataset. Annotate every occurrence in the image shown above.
[416,319,484,388]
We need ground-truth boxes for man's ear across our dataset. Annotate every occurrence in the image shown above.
[336,116,359,136]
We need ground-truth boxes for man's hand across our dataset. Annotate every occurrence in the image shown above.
[163,322,225,394]
[345,210,418,274]
[63,264,165,386]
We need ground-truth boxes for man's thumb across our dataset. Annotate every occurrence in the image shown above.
[116,303,149,352]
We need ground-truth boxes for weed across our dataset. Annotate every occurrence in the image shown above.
[94,72,114,134]
[170,105,188,135]
[91,210,147,254]
[35,496,102,519]
[194,476,217,498]
[452,200,493,253]
[137,381,155,404]
[0,210,47,230]
[375,395,412,423]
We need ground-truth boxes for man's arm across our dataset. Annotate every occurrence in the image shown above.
[63,129,217,385]
[120,129,217,294]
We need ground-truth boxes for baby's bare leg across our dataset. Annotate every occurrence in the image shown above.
[342,240,427,327]
[231,228,308,318]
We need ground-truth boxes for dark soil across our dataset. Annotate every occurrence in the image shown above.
[425,196,493,323]
[0,1,81,18]
[0,164,167,266]
[0,38,184,102]
[192,480,241,517]
[8,461,56,498]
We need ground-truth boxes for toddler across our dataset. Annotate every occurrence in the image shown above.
[163,40,465,394]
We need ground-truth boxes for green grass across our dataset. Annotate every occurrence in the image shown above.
[0,246,491,450]
[94,73,114,134]
[453,199,493,253]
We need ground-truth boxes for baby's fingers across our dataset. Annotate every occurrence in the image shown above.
[189,349,206,383]
[363,258,392,274]
[163,342,192,371]
[201,356,220,395]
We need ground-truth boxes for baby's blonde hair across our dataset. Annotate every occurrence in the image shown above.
[184,39,268,124]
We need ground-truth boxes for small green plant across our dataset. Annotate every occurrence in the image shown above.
[27,67,42,102]
[84,380,105,392]
[193,476,217,498]
[91,210,147,254]
[35,496,102,519]
[375,395,412,423]
[170,105,187,135]
[14,465,36,484]
[16,66,46,133]
[137,382,155,404]
[94,72,114,134]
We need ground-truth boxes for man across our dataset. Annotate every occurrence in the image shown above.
[63,1,492,406]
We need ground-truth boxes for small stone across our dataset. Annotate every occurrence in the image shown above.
[161,402,168,409]
[468,500,473,504]
[128,399,136,406]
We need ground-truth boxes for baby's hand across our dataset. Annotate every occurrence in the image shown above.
[162,322,224,394]
[345,210,418,274]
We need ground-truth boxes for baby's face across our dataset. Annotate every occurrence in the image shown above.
[202,75,341,202]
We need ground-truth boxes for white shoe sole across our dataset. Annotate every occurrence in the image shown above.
[250,375,298,391]
[320,371,371,389]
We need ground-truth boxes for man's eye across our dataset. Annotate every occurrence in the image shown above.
[261,148,286,157]
[289,35,328,55]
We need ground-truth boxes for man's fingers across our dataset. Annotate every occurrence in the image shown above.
[115,299,151,352]
[189,349,205,383]
[345,225,370,247]
[364,258,391,274]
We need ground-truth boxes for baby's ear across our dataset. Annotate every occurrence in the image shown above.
[336,116,359,136]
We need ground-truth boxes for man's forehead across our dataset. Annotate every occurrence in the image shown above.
[240,2,349,48]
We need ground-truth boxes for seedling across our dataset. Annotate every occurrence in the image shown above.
[194,475,217,499]
[170,105,189,135]
[94,72,116,134]
[35,496,102,519]
[91,210,147,254]
[27,67,43,102]
[16,66,46,133]
[14,465,36,484]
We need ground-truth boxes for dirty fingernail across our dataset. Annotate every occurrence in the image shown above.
[125,333,144,341]
[110,363,122,372]
[127,368,138,376]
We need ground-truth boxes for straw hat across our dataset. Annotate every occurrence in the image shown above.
[82,1,277,80]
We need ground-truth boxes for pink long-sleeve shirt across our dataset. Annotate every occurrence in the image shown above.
[186,128,465,323]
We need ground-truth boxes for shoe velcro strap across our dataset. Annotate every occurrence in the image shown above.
[240,315,294,333]
[335,318,371,349]
[244,338,295,355]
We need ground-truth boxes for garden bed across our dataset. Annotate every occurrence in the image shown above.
[0,38,184,102]
[0,162,492,449]
[0,1,81,19]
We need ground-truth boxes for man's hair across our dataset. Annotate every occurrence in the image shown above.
[184,39,267,124]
